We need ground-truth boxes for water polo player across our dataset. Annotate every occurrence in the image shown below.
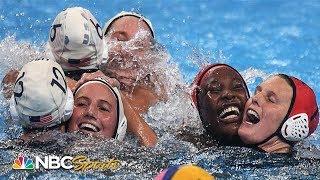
[9,60,73,139]
[101,11,163,114]
[67,78,127,140]
[48,7,105,80]
[69,73,157,147]
[192,64,249,144]
[1,7,105,98]
[238,74,319,153]
[49,8,157,146]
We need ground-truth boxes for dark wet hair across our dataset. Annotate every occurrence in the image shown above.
[275,74,292,88]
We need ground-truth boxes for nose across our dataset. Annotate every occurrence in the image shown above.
[251,92,263,107]
[221,89,235,101]
[85,104,98,120]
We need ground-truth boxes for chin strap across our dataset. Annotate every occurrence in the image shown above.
[253,114,296,148]
[253,123,295,149]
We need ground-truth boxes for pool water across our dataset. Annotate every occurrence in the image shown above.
[0,0,320,179]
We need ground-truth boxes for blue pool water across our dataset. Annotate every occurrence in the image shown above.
[0,0,320,179]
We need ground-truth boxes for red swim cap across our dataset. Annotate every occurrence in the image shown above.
[191,64,249,108]
[278,75,319,142]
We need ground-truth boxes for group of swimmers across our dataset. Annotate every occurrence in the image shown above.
[1,6,319,179]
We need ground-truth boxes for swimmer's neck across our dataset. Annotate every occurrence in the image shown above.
[258,136,291,153]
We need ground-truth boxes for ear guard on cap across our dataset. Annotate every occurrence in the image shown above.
[64,88,74,121]
[9,87,74,129]
[281,113,310,141]
[111,86,127,141]
[277,75,319,143]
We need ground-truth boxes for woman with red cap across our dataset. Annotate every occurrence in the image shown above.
[238,74,319,153]
[191,64,249,145]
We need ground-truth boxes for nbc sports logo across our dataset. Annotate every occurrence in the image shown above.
[12,153,121,171]
[11,153,72,170]
[12,153,34,170]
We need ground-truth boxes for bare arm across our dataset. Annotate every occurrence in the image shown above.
[121,92,157,147]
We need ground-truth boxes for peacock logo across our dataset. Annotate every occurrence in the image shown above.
[12,153,34,170]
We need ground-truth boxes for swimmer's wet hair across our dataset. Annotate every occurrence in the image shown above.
[275,74,293,88]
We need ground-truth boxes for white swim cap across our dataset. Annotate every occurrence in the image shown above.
[9,59,74,129]
[103,11,155,38]
[74,78,127,141]
[48,7,104,71]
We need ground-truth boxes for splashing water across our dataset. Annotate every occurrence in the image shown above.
[0,34,319,179]
[1,1,320,179]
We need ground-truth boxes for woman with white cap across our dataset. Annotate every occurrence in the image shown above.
[3,8,157,146]
[9,59,129,143]
[48,7,105,80]
[71,71,157,146]
[9,59,74,141]
[67,78,127,141]
[101,11,164,115]
[48,7,157,146]
[1,7,106,97]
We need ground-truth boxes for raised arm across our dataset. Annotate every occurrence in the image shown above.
[121,92,157,147]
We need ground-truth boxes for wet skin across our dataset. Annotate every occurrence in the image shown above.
[197,66,248,141]
[238,75,293,144]
[104,16,154,90]
[103,15,160,113]
[1,69,19,99]
[68,82,118,138]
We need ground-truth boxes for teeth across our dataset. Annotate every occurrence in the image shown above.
[248,109,259,119]
[224,114,238,119]
[80,123,98,132]
[219,106,240,118]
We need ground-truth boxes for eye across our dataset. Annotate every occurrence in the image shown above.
[233,82,244,90]
[208,84,222,93]
[99,105,110,112]
[267,95,276,103]
[75,100,88,107]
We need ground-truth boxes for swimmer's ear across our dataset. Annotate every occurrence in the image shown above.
[191,86,203,109]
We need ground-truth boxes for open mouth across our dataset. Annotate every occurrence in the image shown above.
[79,123,100,133]
[246,109,260,124]
[218,106,240,120]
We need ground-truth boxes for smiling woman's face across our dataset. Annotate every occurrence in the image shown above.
[238,76,293,144]
[68,82,118,138]
[197,66,248,139]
